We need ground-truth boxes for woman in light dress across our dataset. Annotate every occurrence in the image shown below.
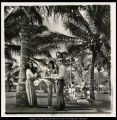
[25,62,39,107]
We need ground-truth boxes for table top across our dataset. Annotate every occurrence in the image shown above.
[42,74,58,80]
[40,77,56,81]
[43,77,51,79]
[39,78,57,83]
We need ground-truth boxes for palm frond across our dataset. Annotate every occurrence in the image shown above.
[31,49,52,58]
[29,6,43,26]
[28,25,48,38]
[31,57,47,66]
[5,6,24,22]
[21,30,85,58]
[5,43,21,52]
[5,21,20,41]
[64,22,91,43]
[46,6,79,17]
[65,14,88,33]
[88,5,110,37]
[4,6,18,19]
[31,31,80,44]
[10,65,20,74]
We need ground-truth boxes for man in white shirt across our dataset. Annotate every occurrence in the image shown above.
[54,58,66,110]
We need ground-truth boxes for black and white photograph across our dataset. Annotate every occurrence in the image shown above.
[1,2,116,117]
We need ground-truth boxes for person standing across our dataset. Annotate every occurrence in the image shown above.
[45,60,56,109]
[54,58,66,110]
[25,61,39,107]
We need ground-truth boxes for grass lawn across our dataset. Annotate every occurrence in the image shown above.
[5,92,111,114]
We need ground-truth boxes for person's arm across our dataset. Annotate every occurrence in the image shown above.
[33,67,41,78]
[37,66,42,73]
[33,73,38,78]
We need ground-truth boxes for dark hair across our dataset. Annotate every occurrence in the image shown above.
[60,59,64,63]
[75,87,80,92]
[49,60,55,69]
[26,62,36,74]
[57,58,64,64]
[72,81,75,84]
[56,52,63,58]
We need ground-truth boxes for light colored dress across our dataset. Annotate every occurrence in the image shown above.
[25,69,37,106]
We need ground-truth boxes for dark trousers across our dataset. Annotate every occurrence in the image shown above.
[56,80,65,109]
[47,84,53,107]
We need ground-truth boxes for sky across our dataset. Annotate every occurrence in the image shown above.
[43,13,74,37]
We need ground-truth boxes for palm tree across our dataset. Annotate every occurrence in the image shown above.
[5,6,46,105]
[5,5,110,104]
[84,5,111,97]
[5,6,82,105]
[47,5,110,100]
[70,6,110,99]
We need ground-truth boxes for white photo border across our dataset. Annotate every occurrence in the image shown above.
[1,2,116,117]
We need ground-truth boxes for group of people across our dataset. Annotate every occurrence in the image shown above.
[25,57,66,111]
[64,81,91,102]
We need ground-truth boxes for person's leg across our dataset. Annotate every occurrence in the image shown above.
[9,85,11,92]
[61,81,65,109]
[48,94,51,108]
[32,83,37,107]
[25,80,32,106]
[47,85,50,108]
[73,92,75,101]
[56,81,61,109]
[49,94,53,108]
[56,80,65,110]
[47,85,53,108]
[8,84,10,92]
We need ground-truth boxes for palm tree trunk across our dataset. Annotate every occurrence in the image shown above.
[16,27,30,106]
[97,69,101,94]
[70,56,72,84]
[108,62,111,95]
[90,47,95,100]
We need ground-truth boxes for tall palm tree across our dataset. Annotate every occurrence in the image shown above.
[47,5,110,100]
[5,6,47,105]
[5,6,81,105]
[78,5,111,98]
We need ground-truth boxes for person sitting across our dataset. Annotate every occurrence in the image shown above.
[86,87,90,100]
[74,87,82,102]
[64,85,70,101]
[71,82,76,101]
